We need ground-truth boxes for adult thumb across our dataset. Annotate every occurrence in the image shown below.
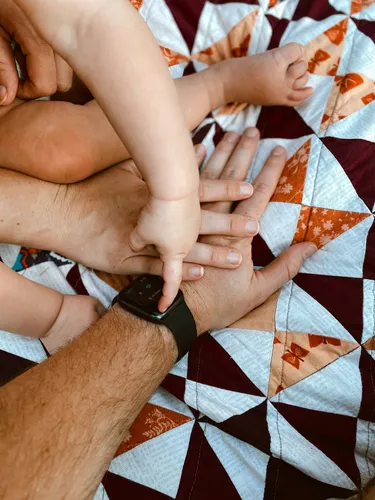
[0,27,19,106]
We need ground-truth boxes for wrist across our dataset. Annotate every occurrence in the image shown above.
[112,304,178,363]
[214,59,236,105]
[181,281,211,336]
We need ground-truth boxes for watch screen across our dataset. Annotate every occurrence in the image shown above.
[125,275,164,307]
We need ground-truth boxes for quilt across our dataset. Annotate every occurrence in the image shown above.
[1,0,375,498]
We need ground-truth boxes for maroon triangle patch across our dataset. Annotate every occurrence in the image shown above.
[164,0,206,51]
[352,18,375,44]
[266,16,290,50]
[0,350,36,387]
[213,121,225,146]
[103,472,171,499]
[256,106,314,139]
[188,334,264,396]
[264,457,357,499]
[193,122,214,146]
[161,373,186,403]
[292,0,344,20]
[252,234,275,267]
[364,218,375,280]
[322,137,375,211]
[358,347,375,423]
[176,422,241,499]
[276,403,361,487]
[293,274,363,343]
[202,400,270,455]
[66,264,89,295]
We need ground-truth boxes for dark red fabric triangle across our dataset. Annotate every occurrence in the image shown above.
[183,61,196,77]
[0,349,36,387]
[266,16,290,50]
[202,400,270,455]
[293,274,363,343]
[103,472,171,499]
[213,121,225,146]
[252,234,275,267]
[358,347,375,423]
[161,373,186,403]
[193,122,214,146]
[264,457,357,500]
[364,218,375,280]
[66,264,89,295]
[352,18,375,43]
[164,0,206,51]
[176,422,241,499]
[276,403,361,487]
[256,106,314,139]
[188,334,264,396]
[292,0,344,20]
[322,137,375,211]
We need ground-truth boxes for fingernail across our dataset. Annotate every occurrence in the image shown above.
[245,128,258,138]
[189,266,204,278]
[195,144,206,156]
[227,251,242,265]
[272,146,285,156]
[246,219,259,234]
[303,244,318,260]
[0,85,7,105]
[240,183,253,195]
[226,132,239,143]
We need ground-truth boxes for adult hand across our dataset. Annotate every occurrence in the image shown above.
[0,0,73,105]
[181,134,318,334]
[50,139,260,279]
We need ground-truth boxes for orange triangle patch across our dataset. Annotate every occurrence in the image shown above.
[320,72,375,132]
[363,336,375,350]
[129,0,143,9]
[268,330,358,398]
[351,0,375,14]
[306,19,348,77]
[160,46,190,67]
[115,403,192,456]
[192,10,258,65]
[215,102,248,116]
[293,206,371,249]
[271,139,310,204]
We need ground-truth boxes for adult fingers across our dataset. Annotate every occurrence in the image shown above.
[200,210,259,237]
[208,127,259,214]
[0,27,18,105]
[251,243,317,308]
[55,54,74,93]
[127,256,204,281]
[200,132,240,180]
[234,146,286,220]
[159,260,183,312]
[199,179,253,203]
[186,242,242,268]
[194,143,206,167]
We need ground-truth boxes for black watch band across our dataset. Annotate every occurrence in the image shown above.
[112,275,197,362]
[162,298,197,361]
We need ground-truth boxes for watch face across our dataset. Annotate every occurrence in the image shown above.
[120,275,183,320]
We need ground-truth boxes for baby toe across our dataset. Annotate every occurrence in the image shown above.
[279,42,305,65]
[293,72,310,90]
[288,60,308,81]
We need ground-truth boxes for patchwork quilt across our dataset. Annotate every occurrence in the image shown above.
[1,0,375,498]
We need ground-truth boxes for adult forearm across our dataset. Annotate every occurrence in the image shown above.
[0,168,65,249]
[0,306,177,499]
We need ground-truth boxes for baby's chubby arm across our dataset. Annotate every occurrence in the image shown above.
[19,0,201,308]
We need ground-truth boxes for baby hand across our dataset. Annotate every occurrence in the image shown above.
[129,193,201,312]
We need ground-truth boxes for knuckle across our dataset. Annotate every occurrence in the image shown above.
[253,181,269,196]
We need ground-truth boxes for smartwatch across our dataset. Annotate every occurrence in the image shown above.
[112,275,197,361]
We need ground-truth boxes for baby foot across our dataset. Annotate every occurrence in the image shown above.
[41,294,106,354]
[218,43,313,107]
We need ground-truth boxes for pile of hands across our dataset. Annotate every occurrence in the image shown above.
[42,128,317,341]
